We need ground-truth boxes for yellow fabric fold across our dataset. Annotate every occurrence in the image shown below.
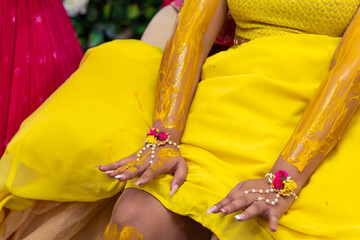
[1,35,360,239]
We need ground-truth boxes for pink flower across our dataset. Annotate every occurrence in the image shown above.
[158,132,168,140]
[275,170,288,179]
[147,127,158,136]
[272,177,284,189]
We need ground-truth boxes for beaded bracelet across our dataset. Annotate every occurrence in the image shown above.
[136,127,181,164]
[244,170,298,206]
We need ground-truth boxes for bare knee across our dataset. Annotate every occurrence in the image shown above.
[106,188,211,240]
[109,189,148,233]
[107,188,171,240]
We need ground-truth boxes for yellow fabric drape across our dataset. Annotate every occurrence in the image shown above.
[1,35,360,239]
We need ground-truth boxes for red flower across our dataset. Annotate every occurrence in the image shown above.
[273,177,284,189]
[147,127,158,136]
[158,132,168,140]
[275,170,288,179]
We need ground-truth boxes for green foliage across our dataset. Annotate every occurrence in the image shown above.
[69,0,162,51]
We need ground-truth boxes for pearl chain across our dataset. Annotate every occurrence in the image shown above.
[244,189,282,206]
[244,172,298,206]
[137,139,181,165]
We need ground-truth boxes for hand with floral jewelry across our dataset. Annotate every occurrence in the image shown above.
[98,128,187,197]
[207,171,298,232]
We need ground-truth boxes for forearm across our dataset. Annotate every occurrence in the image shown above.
[272,9,360,189]
[153,0,227,143]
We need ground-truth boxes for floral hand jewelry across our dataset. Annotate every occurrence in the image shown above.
[136,128,181,164]
[244,170,298,206]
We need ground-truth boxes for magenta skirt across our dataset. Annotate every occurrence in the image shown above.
[0,0,83,155]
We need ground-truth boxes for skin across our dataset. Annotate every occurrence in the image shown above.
[103,225,144,240]
[99,0,227,239]
[141,6,178,50]
[208,6,360,233]
[99,0,360,238]
[99,0,228,196]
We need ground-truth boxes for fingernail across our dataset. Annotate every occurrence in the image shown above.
[219,212,223,217]
[134,179,142,186]
[235,214,244,221]
[105,170,114,174]
[170,184,179,197]
[95,165,102,169]
[206,206,217,214]
[270,226,277,232]
[114,174,124,179]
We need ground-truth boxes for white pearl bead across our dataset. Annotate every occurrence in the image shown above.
[137,154,141,157]
[271,201,275,205]
[139,151,143,154]
[244,191,248,194]
[151,147,155,151]
[265,190,269,193]
[259,190,263,193]
[295,196,298,199]
[146,144,150,148]
[151,155,155,159]
[276,194,280,198]
[258,197,262,201]
[266,199,270,203]
[149,160,153,164]
[136,158,140,162]
[142,147,146,151]
[274,199,278,203]
[252,189,256,193]
[270,189,274,192]
[177,145,181,148]
[173,143,177,146]
[169,141,172,144]
[151,151,155,154]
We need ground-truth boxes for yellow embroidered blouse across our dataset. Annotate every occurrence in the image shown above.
[227,0,360,39]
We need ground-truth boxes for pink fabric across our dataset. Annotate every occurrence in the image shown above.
[164,0,235,47]
[0,0,83,155]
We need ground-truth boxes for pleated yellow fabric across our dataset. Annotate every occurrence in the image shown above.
[1,34,360,239]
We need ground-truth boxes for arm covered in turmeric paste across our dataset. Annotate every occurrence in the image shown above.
[100,0,228,193]
[272,8,360,187]
[207,9,360,232]
[152,0,228,143]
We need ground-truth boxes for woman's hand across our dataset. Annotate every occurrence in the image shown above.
[207,178,297,232]
[98,145,187,196]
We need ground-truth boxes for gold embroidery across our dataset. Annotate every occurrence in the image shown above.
[228,0,360,40]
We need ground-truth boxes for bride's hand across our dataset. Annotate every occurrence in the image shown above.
[98,145,187,196]
[207,178,297,232]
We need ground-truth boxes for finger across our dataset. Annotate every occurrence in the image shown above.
[207,195,233,214]
[133,164,162,186]
[219,196,252,214]
[115,161,150,182]
[99,154,135,172]
[234,201,265,222]
[170,160,188,197]
[268,211,280,232]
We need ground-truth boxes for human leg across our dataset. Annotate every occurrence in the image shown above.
[105,188,211,240]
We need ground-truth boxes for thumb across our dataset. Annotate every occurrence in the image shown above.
[170,160,188,197]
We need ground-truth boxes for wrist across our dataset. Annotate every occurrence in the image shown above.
[152,120,182,143]
[271,157,311,192]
